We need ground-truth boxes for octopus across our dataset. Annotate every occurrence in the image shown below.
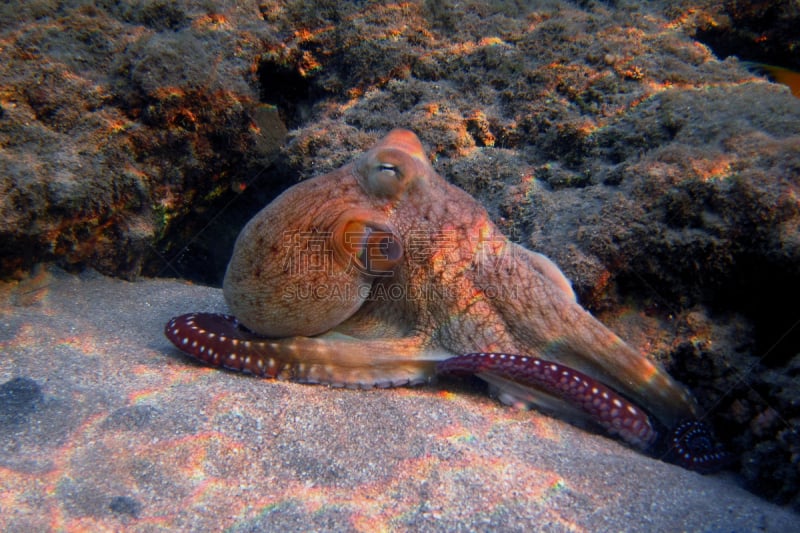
[165,129,729,472]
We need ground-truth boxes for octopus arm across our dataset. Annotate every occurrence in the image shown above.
[165,313,451,388]
[437,352,733,473]
[438,352,657,450]
[518,247,576,302]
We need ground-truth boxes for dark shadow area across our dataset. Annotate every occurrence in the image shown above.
[693,1,800,71]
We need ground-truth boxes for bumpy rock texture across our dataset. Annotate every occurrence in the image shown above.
[1,0,798,509]
[0,0,289,282]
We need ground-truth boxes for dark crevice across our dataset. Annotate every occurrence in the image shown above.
[143,170,294,287]
[259,61,318,129]
[691,2,800,72]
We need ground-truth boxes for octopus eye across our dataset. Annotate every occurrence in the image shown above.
[356,147,423,198]
[378,162,398,177]
[366,157,406,197]
[333,217,403,276]
[354,129,432,198]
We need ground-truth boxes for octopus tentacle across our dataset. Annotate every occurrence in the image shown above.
[165,313,450,388]
[436,352,731,472]
[165,316,731,472]
[436,352,657,450]
[665,419,734,473]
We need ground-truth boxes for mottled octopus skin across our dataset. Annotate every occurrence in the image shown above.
[165,129,728,471]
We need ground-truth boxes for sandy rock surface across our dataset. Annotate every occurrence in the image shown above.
[0,267,797,531]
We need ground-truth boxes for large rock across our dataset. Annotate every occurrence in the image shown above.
[0,1,287,282]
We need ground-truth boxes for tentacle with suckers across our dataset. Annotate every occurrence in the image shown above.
[436,352,657,449]
[436,352,732,472]
[165,312,450,388]
[664,419,734,473]
[165,317,732,473]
